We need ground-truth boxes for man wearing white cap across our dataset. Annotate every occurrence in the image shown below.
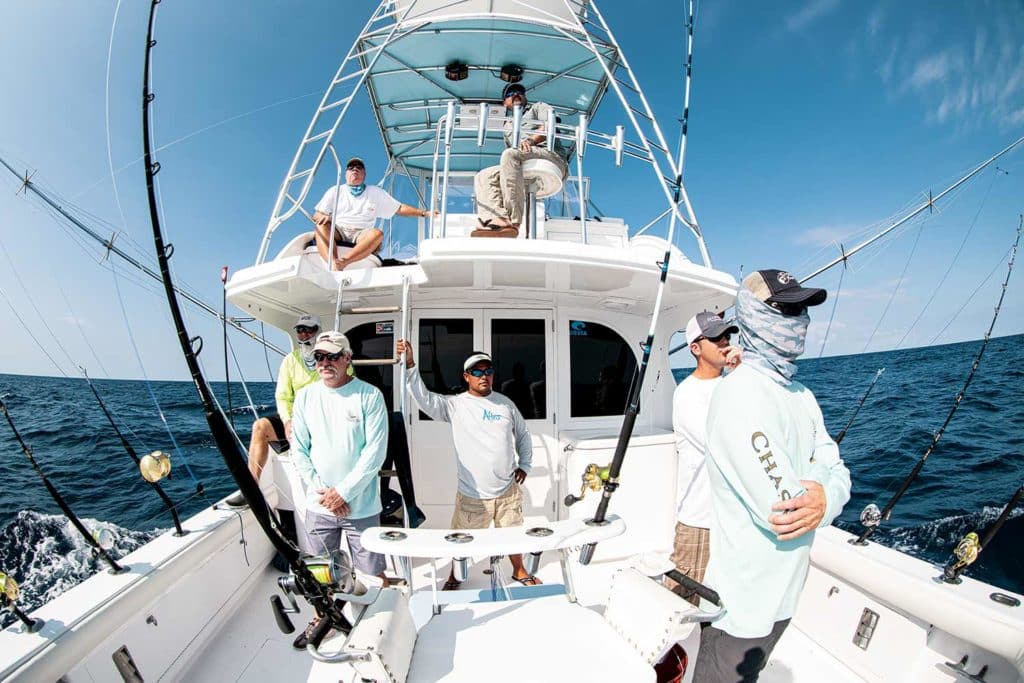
[693,270,851,683]
[289,330,389,648]
[226,314,321,507]
[666,311,741,604]
[396,340,537,589]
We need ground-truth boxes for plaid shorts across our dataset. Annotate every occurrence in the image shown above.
[451,483,524,530]
[665,521,710,606]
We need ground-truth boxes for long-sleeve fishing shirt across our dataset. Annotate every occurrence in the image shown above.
[701,363,851,637]
[290,378,389,519]
[406,367,532,499]
[274,349,319,422]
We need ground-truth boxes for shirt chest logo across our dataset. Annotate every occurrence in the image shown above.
[482,409,503,422]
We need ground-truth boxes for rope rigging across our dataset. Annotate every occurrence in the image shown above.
[816,246,846,358]
[862,222,925,353]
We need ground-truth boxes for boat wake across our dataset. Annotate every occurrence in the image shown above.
[0,510,159,628]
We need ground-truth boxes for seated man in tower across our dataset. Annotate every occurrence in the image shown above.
[311,157,433,270]
[473,83,568,238]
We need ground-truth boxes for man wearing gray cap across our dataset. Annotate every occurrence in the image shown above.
[666,311,741,604]
[311,157,434,270]
[226,314,321,507]
[473,83,568,238]
[693,270,851,683]
[396,340,537,589]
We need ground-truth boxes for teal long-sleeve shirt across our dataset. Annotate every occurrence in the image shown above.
[701,364,851,638]
[290,378,389,519]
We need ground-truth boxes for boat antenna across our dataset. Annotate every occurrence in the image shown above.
[569,1,701,564]
[0,155,287,357]
[833,367,885,445]
[0,398,127,574]
[139,0,350,640]
[800,136,1024,284]
[853,216,1022,545]
[675,0,696,179]
[940,483,1023,585]
[80,368,187,536]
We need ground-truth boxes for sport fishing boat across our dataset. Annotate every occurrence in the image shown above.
[2,2,1022,682]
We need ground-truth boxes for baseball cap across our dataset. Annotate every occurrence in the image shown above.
[345,157,365,170]
[743,269,827,306]
[685,311,739,344]
[502,83,526,99]
[295,314,321,330]
[463,351,492,372]
[313,331,351,355]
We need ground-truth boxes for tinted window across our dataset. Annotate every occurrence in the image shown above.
[418,319,474,419]
[491,318,547,419]
[569,320,637,418]
[346,321,395,412]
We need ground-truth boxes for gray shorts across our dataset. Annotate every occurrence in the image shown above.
[303,511,386,576]
[692,619,791,683]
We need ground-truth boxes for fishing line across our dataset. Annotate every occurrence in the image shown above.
[227,335,260,420]
[929,245,1014,345]
[260,321,275,382]
[110,262,204,491]
[893,170,1001,349]
[104,0,131,238]
[862,222,925,353]
[817,260,845,358]
[221,268,235,428]
[57,285,111,378]
[0,287,69,377]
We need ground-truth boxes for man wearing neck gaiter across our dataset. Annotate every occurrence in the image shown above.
[693,270,851,683]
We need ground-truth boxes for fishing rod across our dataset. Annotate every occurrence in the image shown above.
[81,369,186,536]
[941,483,1023,585]
[800,136,1024,284]
[220,266,235,428]
[139,0,351,645]
[566,0,705,567]
[833,367,885,445]
[0,155,287,357]
[854,217,1022,545]
[0,398,127,574]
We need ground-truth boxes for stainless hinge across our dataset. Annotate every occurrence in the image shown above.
[112,645,144,682]
[853,608,879,650]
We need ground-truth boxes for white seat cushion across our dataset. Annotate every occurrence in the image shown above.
[522,158,564,199]
[407,595,654,682]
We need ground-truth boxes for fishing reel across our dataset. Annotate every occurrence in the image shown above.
[270,551,363,635]
[859,503,882,528]
[0,570,44,633]
[941,532,981,584]
[139,450,172,483]
[564,463,611,507]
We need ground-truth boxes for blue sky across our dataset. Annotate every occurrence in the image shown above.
[0,1,1021,381]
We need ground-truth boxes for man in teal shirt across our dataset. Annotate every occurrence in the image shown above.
[694,270,851,683]
[290,330,389,648]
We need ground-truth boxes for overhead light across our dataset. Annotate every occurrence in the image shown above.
[445,62,469,81]
[499,64,524,83]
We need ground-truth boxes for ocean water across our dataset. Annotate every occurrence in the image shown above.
[1,334,1021,624]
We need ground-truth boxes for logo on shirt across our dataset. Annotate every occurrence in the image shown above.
[347,410,362,423]
[482,408,503,422]
[751,431,792,500]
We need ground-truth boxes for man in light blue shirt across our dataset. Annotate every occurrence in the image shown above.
[694,269,851,683]
[291,329,389,587]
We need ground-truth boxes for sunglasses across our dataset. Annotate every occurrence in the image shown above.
[767,300,808,317]
[295,326,318,335]
[314,351,345,363]
[466,367,495,377]
[346,164,365,171]
[696,333,732,345]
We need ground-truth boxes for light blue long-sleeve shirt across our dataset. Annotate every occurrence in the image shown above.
[290,378,389,519]
[701,363,851,637]
[406,367,532,499]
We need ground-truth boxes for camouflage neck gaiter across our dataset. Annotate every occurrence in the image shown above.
[735,288,809,385]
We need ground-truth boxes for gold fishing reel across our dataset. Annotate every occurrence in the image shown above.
[139,450,172,483]
[0,571,19,605]
[941,531,981,584]
[564,463,611,506]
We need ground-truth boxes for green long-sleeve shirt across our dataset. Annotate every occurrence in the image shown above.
[274,350,319,422]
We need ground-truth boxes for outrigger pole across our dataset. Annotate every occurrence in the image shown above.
[0,156,287,357]
[0,399,127,574]
[140,0,349,643]
[800,136,1024,284]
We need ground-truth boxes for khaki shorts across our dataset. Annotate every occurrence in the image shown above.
[331,223,377,244]
[665,521,710,606]
[451,484,524,530]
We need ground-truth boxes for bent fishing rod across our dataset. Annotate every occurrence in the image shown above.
[941,483,1023,585]
[800,136,1023,285]
[0,398,126,574]
[854,218,1022,545]
[140,0,349,639]
[0,155,287,357]
[81,369,186,536]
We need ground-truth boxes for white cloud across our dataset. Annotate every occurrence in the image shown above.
[907,52,953,90]
[785,0,841,33]
[793,225,857,248]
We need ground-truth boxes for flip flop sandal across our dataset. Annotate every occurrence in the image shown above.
[442,577,462,591]
[512,574,541,586]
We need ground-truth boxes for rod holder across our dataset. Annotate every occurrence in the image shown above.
[476,102,488,147]
[511,104,523,148]
[453,557,470,582]
[578,543,595,566]
[524,551,542,575]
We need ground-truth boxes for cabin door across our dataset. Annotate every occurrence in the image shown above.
[409,310,555,526]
